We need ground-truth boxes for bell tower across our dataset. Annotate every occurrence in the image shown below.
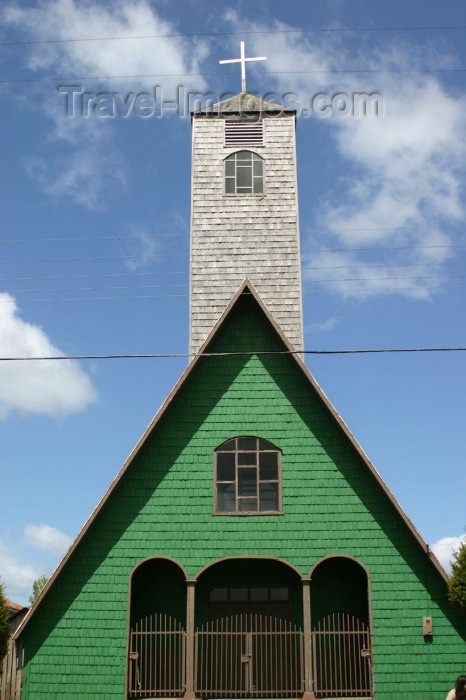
[189,44,303,354]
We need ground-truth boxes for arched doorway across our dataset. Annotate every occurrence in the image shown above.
[310,556,372,699]
[127,558,187,698]
[194,558,304,698]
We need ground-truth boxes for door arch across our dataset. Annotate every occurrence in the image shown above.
[127,558,187,698]
[310,556,373,699]
[195,557,304,698]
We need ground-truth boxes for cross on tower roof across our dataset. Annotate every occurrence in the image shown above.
[219,41,267,93]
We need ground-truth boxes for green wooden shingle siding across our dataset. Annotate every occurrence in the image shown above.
[20,294,466,699]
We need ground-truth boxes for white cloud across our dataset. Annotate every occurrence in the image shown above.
[224,15,466,301]
[23,149,127,211]
[0,539,40,602]
[2,0,208,93]
[0,293,97,419]
[306,317,339,333]
[2,0,208,209]
[122,224,163,272]
[23,524,72,557]
[431,535,466,574]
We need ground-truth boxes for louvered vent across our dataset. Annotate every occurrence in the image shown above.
[225,121,263,146]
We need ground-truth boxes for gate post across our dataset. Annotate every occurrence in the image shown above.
[184,580,196,699]
[302,579,316,699]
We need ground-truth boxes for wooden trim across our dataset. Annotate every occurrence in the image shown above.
[184,581,196,698]
[302,580,316,699]
[125,557,188,700]
[308,555,374,697]
[128,555,188,581]
[213,436,282,515]
[309,553,371,581]
[193,555,304,582]
[309,554,374,633]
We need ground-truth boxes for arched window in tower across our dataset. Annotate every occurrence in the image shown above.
[225,151,264,194]
[214,437,281,513]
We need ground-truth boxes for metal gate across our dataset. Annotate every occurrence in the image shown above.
[127,613,186,698]
[195,614,304,698]
[311,613,373,698]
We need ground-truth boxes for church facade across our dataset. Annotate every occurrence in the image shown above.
[15,83,466,700]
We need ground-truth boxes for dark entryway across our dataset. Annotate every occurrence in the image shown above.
[195,558,304,698]
[127,558,187,699]
[310,557,373,699]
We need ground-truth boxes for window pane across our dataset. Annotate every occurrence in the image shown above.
[225,177,235,193]
[259,483,279,511]
[238,437,256,450]
[237,166,252,187]
[270,587,289,601]
[237,187,252,193]
[238,452,256,466]
[259,452,278,480]
[253,177,263,194]
[230,587,248,601]
[238,468,257,496]
[225,160,235,176]
[236,150,252,161]
[250,587,268,601]
[238,498,257,512]
[217,453,235,481]
[210,587,228,601]
[217,439,236,452]
[253,160,263,176]
[217,483,235,512]
[258,439,274,450]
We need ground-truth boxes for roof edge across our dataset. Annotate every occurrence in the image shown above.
[191,91,296,117]
[15,282,448,637]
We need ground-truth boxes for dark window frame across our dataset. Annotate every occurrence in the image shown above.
[208,585,290,603]
[214,437,282,515]
[224,150,264,195]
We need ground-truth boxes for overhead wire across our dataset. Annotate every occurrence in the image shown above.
[3,284,466,303]
[1,25,466,47]
[1,67,466,85]
[2,226,466,246]
[1,346,466,362]
[5,274,466,296]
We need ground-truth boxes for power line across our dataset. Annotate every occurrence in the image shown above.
[302,261,466,270]
[0,252,189,265]
[2,284,466,303]
[1,251,466,268]
[301,225,466,233]
[1,67,466,85]
[5,274,466,296]
[0,233,185,244]
[2,230,466,246]
[0,270,188,283]
[1,25,465,47]
[303,245,466,253]
[1,346,466,361]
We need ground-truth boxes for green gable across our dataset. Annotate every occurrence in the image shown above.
[18,286,466,700]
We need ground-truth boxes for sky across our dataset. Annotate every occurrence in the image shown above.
[0,0,465,605]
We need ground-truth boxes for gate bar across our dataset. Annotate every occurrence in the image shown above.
[302,580,316,698]
[185,581,196,699]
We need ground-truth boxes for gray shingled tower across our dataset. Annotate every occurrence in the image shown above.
[189,91,304,354]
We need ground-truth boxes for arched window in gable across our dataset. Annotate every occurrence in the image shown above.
[214,437,281,514]
[225,151,264,194]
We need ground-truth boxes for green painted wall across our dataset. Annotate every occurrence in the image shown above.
[21,294,466,699]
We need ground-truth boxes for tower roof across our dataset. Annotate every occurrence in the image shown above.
[192,91,296,117]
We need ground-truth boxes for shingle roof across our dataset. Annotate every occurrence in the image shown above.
[15,280,448,640]
[192,91,296,116]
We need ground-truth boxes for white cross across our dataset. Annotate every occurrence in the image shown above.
[219,41,267,93]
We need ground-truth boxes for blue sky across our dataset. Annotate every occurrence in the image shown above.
[0,0,465,604]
